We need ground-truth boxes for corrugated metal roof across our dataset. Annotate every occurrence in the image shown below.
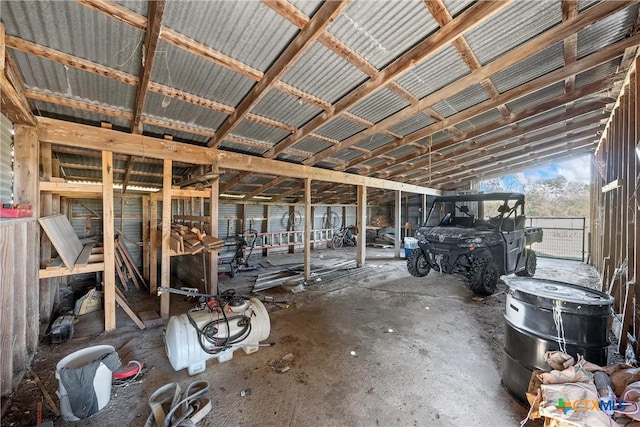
[150,41,255,108]
[431,84,490,118]
[386,145,419,159]
[444,0,475,17]
[575,58,622,88]
[315,116,368,141]
[388,113,436,137]
[2,1,143,76]
[328,0,438,69]
[251,89,323,128]
[506,81,565,113]
[466,108,505,129]
[219,140,267,156]
[282,43,368,103]
[577,4,639,59]
[349,87,409,124]
[514,105,567,129]
[354,133,394,151]
[464,1,562,65]
[12,51,136,110]
[332,148,364,163]
[162,1,297,73]
[113,1,148,16]
[275,153,306,164]
[394,44,470,99]
[578,0,600,12]
[287,0,323,16]
[491,42,564,94]
[291,136,333,155]
[360,157,387,169]
[143,91,227,131]
[142,122,210,145]
[233,121,291,145]
[31,100,131,130]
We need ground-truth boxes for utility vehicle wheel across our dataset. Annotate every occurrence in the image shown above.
[331,235,343,249]
[468,258,498,296]
[407,249,430,277]
[516,249,537,277]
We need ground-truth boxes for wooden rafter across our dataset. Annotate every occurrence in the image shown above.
[562,0,579,94]
[131,0,165,134]
[209,1,349,147]
[311,30,638,167]
[265,0,512,158]
[268,183,304,204]
[243,176,288,200]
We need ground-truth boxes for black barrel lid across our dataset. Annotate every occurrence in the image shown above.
[505,277,613,306]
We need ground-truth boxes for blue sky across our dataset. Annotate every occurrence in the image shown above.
[479,154,591,192]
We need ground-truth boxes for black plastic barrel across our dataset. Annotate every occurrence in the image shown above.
[502,277,613,403]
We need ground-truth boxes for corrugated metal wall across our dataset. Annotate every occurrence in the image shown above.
[590,56,638,355]
[0,113,13,204]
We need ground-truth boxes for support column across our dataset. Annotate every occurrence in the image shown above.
[395,190,401,258]
[304,178,311,281]
[160,159,172,317]
[102,151,116,331]
[209,168,219,295]
[421,194,428,224]
[356,185,366,267]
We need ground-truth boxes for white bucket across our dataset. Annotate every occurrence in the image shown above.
[55,345,114,421]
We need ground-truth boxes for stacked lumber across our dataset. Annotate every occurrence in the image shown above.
[115,238,147,291]
[168,224,223,255]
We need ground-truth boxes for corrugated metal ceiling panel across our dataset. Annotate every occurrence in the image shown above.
[142,122,209,145]
[360,157,387,169]
[113,0,148,16]
[466,108,505,129]
[575,58,622,89]
[315,116,368,141]
[514,105,567,129]
[291,136,333,155]
[464,1,562,65]
[233,121,291,145]
[444,0,476,17]
[275,153,306,164]
[282,43,368,103]
[491,42,564,93]
[506,81,565,113]
[577,5,639,59]
[2,1,143,76]
[354,133,394,151]
[251,89,323,128]
[386,145,419,159]
[388,113,436,137]
[162,1,297,73]
[143,91,227,132]
[394,44,470,99]
[12,51,136,110]
[328,0,438,69]
[431,84,490,118]
[332,148,363,163]
[31,100,131,130]
[219,140,267,156]
[288,0,323,16]
[348,87,409,124]
[150,41,255,108]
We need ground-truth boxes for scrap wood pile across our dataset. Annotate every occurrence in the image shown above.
[114,237,146,292]
[169,224,224,255]
[523,351,640,426]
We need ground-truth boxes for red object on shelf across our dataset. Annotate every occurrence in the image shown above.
[0,208,32,218]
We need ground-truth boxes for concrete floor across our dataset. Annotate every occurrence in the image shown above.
[2,248,602,426]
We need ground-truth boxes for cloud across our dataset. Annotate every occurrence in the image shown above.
[555,155,591,184]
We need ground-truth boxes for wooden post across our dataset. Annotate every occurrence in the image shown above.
[150,198,158,294]
[160,159,172,318]
[39,142,54,322]
[304,178,311,281]
[0,224,14,396]
[209,172,219,295]
[422,194,428,224]
[142,195,150,282]
[395,190,401,258]
[102,151,116,331]
[356,185,366,267]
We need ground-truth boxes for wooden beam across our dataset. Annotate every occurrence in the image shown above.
[356,185,366,267]
[102,151,116,331]
[220,171,251,193]
[210,1,348,146]
[121,156,138,193]
[243,176,288,200]
[303,178,311,281]
[131,0,166,134]
[305,0,637,165]
[160,159,171,318]
[1,46,36,124]
[265,0,512,158]
[562,0,579,93]
[38,117,439,195]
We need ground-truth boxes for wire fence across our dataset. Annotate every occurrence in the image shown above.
[525,217,587,262]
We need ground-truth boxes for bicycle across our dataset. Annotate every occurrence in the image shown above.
[331,226,357,249]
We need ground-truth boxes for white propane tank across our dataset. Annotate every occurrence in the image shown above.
[164,297,270,375]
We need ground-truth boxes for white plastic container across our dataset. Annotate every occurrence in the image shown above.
[404,237,418,249]
[55,345,114,421]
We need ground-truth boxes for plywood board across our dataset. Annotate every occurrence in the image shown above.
[38,214,82,270]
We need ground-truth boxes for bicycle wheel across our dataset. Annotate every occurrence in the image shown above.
[331,234,344,249]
